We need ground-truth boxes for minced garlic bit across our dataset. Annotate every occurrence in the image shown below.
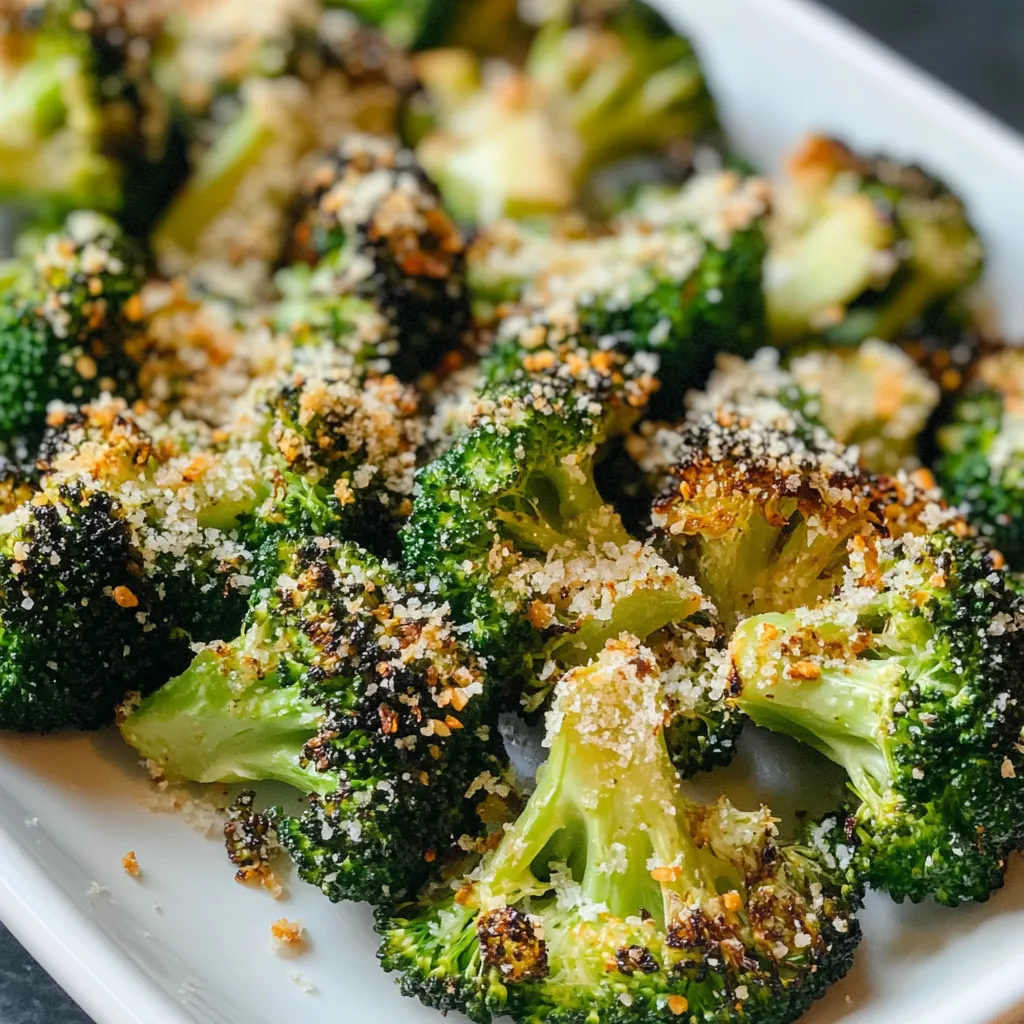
[122,851,141,878]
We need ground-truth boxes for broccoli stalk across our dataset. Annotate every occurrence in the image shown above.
[117,621,333,794]
[728,531,1024,906]
[379,637,861,1024]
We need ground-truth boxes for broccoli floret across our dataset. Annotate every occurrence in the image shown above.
[234,352,425,561]
[0,213,145,454]
[403,360,700,707]
[728,531,1024,906]
[416,0,717,222]
[651,412,937,628]
[123,537,505,904]
[0,483,191,732]
[284,134,471,379]
[936,347,1024,566]
[688,342,941,474]
[378,636,861,1024]
[469,172,768,411]
[152,13,416,299]
[767,135,984,345]
[653,620,742,778]
[0,12,120,214]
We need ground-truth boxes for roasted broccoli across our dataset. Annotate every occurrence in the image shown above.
[402,348,701,708]
[687,341,941,474]
[152,11,416,298]
[469,170,769,410]
[0,8,120,215]
[379,637,861,1024]
[0,482,195,732]
[416,0,717,221]
[767,135,984,345]
[936,347,1024,566]
[284,133,471,379]
[122,537,505,904]
[0,213,145,456]
[0,2,190,231]
[650,411,937,628]
[729,530,1024,906]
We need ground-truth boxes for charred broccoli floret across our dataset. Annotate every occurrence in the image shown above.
[767,135,984,345]
[416,0,717,221]
[37,394,259,645]
[284,133,471,379]
[0,482,196,732]
[651,412,937,628]
[688,342,941,474]
[122,537,504,904]
[0,213,145,455]
[936,347,1024,566]
[379,637,861,1024]
[729,531,1024,906]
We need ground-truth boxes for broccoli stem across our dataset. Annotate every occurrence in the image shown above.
[119,637,335,794]
[732,614,902,808]
[482,654,723,930]
[496,457,622,553]
[0,38,117,209]
[154,99,282,256]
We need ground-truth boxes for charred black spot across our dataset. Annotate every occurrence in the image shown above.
[477,906,548,982]
[616,944,659,976]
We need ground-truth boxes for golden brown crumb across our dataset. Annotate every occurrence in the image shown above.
[122,851,140,878]
[722,891,742,912]
[112,585,139,609]
[270,919,305,954]
[667,995,688,1015]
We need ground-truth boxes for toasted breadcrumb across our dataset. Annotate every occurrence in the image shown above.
[122,851,141,877]
[270,918,306,955]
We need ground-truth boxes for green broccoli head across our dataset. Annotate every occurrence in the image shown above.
[469,171,769,411]
[0,212,145,454]
[767,135,984,345]
[379,637,861,1024]
[416,0,717,222]
[650,410,939,629]
[653,620,742,779]
[37,393,261,646]
[402,368,701,706]
[0,482,192,732]
[729,530,1024,906]
[0,10,121,214]
[936,347,1024,566]
[687,342,941,475]
[285,133,471,379]
[235,353,425,560]
[122,536,505,904]
[152,12,417,299]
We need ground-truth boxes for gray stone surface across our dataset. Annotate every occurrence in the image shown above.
[0,3,1020,1022]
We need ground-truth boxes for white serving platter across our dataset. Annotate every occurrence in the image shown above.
[4,2,1024,1023]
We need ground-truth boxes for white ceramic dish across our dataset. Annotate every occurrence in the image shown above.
[4,2,1024,1023]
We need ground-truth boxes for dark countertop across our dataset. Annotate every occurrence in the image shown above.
[1,3,1023,1022]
